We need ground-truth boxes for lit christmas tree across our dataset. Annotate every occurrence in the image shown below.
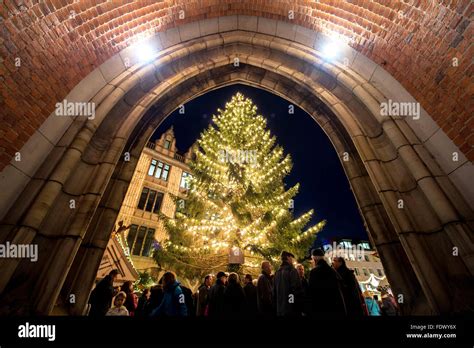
[154,93,326,280]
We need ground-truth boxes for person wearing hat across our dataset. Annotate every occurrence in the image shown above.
[273,251,304,317]
[207,271,228,317]
[308,248,346,316]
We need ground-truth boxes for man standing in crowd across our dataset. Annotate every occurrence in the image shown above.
[309,249,346,316]
[151,272,188,317]
[257,261,274,316]
[296,263,310,316]
[88,269,120,316]
[208,271,228,317]
[180,284,195,317]
[273,251,304,317]
[243,274,258,315]
[196,274,213,316]
[332,256,364,316]
[296,264,309,291]
[144,284,164,316]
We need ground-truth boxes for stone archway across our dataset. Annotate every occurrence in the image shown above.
[0,18,472,316]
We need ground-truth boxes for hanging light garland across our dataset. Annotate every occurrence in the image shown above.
[155,93,327,277]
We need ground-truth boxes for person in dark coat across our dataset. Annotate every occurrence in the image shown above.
[88,269,120,316]
[296,264,309,291]
[151,272,187,317]
[196,274,213,316]
[223,272,246,317]
[332,256,364,316]
[296,263,311,316]
[122,281,138,316]
[309,249,346,316]
[273,251,304,317]
[144,285,164,317]
[180,284,195,317]
[243,274,258,315]
[135,288,150,317]
[207,271,228,317]
[257,261,274,316]
[380,292,399,316]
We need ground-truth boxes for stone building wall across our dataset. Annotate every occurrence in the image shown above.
[113,128,191,273]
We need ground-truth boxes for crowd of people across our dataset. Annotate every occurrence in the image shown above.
[88,249,399,317]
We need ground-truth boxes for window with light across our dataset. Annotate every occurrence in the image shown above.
[148,159,171,181]
[137,187,164,214]
[126,224,156,257]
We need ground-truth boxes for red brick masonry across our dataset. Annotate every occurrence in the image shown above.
[0,0,472,170]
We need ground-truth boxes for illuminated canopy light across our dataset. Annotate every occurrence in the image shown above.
[134,42,156,63]
[321,40,340,59]
[320,34,350,60]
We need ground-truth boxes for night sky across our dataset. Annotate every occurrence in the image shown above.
[151,84,368,246]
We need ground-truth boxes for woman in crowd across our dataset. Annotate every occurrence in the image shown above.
[223,272,246,317]
[363,291,381,316]
[122,281,138,316]
[135,288,150,317]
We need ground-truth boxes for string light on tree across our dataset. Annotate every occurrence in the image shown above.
[154,93,326,280]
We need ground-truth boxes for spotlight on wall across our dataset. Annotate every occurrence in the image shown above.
[320,35,349,60]
[135,43,156,63]
[321,41,340,59]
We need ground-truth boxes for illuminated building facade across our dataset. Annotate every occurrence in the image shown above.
[102,127,194,278]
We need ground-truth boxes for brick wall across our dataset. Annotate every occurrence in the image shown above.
[1,0,472,171]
